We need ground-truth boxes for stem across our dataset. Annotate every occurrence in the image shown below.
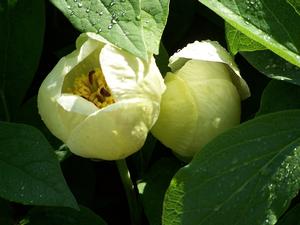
[116,159,142,225]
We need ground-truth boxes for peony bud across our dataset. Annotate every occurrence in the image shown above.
[38,33,165,160]
[151,41,250,160]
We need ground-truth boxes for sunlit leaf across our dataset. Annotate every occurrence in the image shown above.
[163,110,300,225]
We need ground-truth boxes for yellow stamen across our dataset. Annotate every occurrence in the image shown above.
[70,68,115,108]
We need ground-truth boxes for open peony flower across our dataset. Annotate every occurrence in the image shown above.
[151,40,250,160]
[38,32,165,160]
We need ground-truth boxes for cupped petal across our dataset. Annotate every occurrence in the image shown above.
[169,40,250,100]
[100,44,165,102]
[186,78,241,156]
[66,98,160,160]
[151,73,198,158]
[177,60,233,82]
[38,33,105,141]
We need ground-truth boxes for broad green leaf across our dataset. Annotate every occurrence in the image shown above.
[198,0,300,67]
[257,80,300,116]
[141,0,169,54]
[277,204,300,225]
[241,50,300,85]
[27,206,107,225]
[0,122,78,209]
[50,0,147,59]
[225,23,265,55]
[138,158,182,225]
[0,0,45,121]
[287,0,300,15]
[163,110,300,225]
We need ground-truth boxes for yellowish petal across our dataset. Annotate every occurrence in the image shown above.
[151,73,198,158]
[169,40,250,100]
[66,98,159,160]
[38,34,104,142]
[100,44,165,102]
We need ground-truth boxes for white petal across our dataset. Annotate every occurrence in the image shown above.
[100,45,165,102]
[169,40,250,100]
[56,94,98,114]
[66,98,160,160]
[151,73,198,158]
[38,33,105,142]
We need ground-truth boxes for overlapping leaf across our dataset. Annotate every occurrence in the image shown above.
[50,0,169,59]
[198,0,300,67]
[257,80,300,116]
[225,23,265,55]
[163,110,300,225]
[242,50,300,85]
[0,122,78,209]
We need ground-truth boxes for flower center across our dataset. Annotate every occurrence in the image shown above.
[71,68,115,108]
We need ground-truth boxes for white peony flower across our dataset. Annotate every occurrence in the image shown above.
[151,40,250,160]
[38,32,165,160]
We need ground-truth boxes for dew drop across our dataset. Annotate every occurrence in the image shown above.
[86,8,90,13]
[73,0,77,2]
[213,205,221,211]
[99,11,103,16]
[98,28,102,33]
[78,2,83,8]
[111,19,117,24]
[136,15,141,20]
[108,24,113,29]
[67,5,71,9]
[110,1,116,7]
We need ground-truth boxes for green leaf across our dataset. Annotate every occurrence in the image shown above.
[138,158,182,225]
[0,0,45,121]
[241,50,300,85]
[287,0,300,15]
[257,80,300,116]
[225,23,266,55]
[198,0,300,67]
[0,122,78,209]
[27,206,107,225]
[50,0,147,59]
[277,204,300,225]
[163,110,300,225]
[141,0,169,54]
